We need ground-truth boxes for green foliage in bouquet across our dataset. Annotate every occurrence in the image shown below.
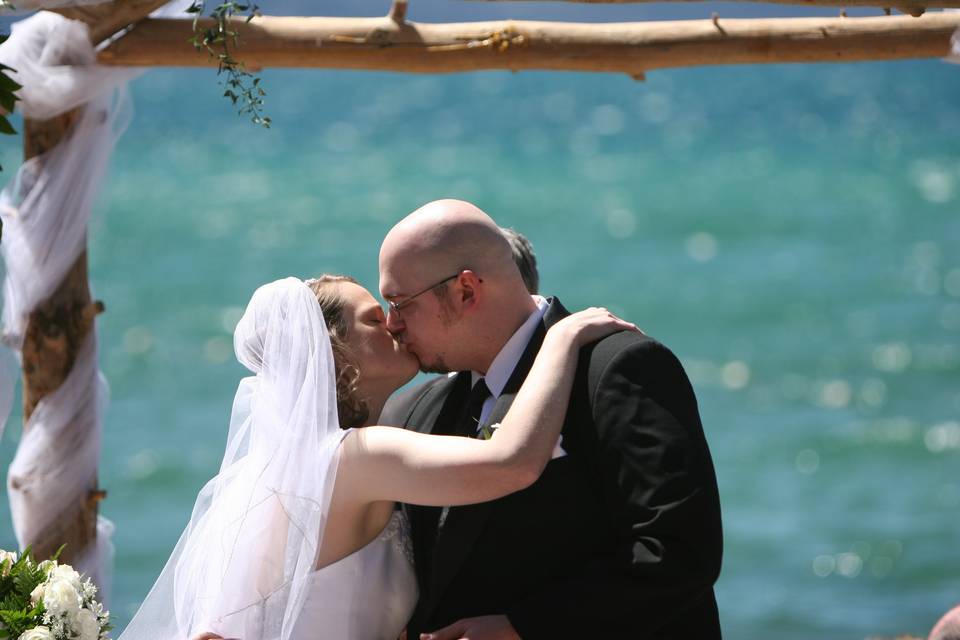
[0,546,111,640]
[0,547,55,639]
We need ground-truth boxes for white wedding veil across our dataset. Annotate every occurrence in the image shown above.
[120,277,345,639]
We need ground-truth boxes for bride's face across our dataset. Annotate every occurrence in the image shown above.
[338,282,418,389]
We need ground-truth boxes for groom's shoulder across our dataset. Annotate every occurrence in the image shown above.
[544,297,686,384]
[379,374,455,427]
[583,330,687,387]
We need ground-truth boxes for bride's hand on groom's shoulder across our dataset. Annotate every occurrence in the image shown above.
[547,307,643,348]
[420,614,521,640]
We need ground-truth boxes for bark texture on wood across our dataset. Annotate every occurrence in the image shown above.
[18,114,104,565]
[479,0,945,10]
[97,13,960,74]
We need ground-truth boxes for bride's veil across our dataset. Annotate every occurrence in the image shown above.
[120,277,345,639]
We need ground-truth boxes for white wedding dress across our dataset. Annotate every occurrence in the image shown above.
[290,510,418,639]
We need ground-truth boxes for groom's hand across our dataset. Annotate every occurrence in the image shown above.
[421,615,520,640]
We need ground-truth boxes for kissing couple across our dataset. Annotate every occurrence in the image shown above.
[120,200,723,640]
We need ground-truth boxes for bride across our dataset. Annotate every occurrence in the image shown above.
[119,275,636,640]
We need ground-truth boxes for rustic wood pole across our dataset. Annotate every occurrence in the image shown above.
[478,0,946,12]
[4,0,166,567]
[12,111,106,564]
[97,13,960,74]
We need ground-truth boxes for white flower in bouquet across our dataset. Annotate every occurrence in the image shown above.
[41,577,82,617]
[49,564,82,591]
[71,608,100,640]
[0,549,110,640]
[0,549,17,576]
[30,582,46,605]
[17,626,54,640]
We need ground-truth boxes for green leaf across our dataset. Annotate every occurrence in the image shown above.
[0,116,17,136]
[1,90,18,112]
[0,72,23,93]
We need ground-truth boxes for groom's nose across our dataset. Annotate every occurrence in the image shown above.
[385,306,405,339]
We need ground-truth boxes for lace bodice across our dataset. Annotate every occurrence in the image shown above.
[289,510,418,639]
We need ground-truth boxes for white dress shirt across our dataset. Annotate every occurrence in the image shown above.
[471,296,567,459]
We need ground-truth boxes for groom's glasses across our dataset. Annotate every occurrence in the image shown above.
[387,272,461,317]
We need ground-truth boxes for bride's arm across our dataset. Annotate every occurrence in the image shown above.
[336,308,639,507]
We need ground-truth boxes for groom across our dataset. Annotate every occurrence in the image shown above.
[378,200,723,639]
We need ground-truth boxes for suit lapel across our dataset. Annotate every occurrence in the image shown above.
[426,298,572,611]
[406,373,470,435]
[403,372,471,592]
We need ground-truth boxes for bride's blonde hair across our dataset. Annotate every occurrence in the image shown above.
[306,275,370,429]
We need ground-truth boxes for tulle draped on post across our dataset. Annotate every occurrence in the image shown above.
[120,278,347,639]
[0,9,141,593]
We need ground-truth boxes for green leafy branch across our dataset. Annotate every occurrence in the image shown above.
[187,1,270,128]
[0,34,22,173]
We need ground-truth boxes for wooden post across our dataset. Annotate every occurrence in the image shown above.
[11,111,106,564]
[3,0,169,569]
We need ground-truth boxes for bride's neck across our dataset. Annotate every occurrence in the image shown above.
[358,381,393,427]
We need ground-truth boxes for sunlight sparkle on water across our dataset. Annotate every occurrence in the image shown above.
[795,449,819,475]
[686,232,718,263]
[944,269,960,298]
[871,343,912,373]
[721,361,750,390]
[123,326,154,356]
[203,337,232,364]
[812,545,891,580]
[924,421,960,453]
[125,449,160,481]
[858,378,887,409]
[542,92,575,124]
[605,209,636,239]
[638,92,671,124]
[220,307,244,334]
[817,380,852,409]
[813,555,836,577]
[910,161,955,203]
[590,105,625,136]
[941,303,960,331]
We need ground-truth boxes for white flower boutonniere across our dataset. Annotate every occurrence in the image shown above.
[478,423,501,440]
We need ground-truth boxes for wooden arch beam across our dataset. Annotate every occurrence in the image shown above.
[97,13,960,75]
[476,0,950,12]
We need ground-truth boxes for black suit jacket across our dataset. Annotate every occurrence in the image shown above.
[379,298,723,639]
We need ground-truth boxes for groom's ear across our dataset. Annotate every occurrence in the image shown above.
[457,270,483,313]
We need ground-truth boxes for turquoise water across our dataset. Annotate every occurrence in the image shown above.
[1,34,959,639]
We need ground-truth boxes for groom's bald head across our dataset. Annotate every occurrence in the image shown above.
[379,199,515,282]
[379,199,537,374]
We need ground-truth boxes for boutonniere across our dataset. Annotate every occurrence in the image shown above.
[478,422,501,440]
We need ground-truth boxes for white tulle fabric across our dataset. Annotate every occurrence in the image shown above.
[120,278,347,640]
[949,25,960,63]
[0,10,142,594]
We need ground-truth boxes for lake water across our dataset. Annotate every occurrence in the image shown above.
[1,10,959,637]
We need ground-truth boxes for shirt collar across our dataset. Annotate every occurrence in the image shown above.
[471,295,549,398]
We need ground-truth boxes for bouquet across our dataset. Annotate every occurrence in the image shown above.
[0,548,110,640]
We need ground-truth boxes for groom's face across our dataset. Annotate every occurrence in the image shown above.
[379,268,463,374]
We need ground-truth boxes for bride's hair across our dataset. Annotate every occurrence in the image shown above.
[306,274,370,429]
